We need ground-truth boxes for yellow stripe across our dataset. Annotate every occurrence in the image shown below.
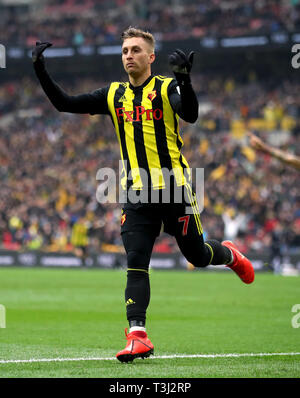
[107,82,143,190]
[188,185,203,234]
[161,79,185,186]
[107,83,128,189]
[161,78,192,186]
[193,203,203,235]
[185,184,203,235]
[142,78,165,189]
[123,86,143,189]
[185,186,198,234]
[191,189,203,234]
[204,243,214,265]
[127,268,149,274]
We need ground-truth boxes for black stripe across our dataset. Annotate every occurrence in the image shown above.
[132,88,151,189]
[174,115,182,150]
[114,84,132,189]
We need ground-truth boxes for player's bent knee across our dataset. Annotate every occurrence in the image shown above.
[185,255,208,268]
[191,260,208,268]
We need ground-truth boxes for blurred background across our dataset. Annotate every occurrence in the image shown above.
[0,0,299,273]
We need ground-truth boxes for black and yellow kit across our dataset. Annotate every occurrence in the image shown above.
[34,61,233,326]
[106,75,191,191]
[33,68,194,192]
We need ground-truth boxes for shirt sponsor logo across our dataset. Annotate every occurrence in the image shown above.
[116,106,163,123]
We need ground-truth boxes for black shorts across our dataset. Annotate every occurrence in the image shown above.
[120,185,203,238]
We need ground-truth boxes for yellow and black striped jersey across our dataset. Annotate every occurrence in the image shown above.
[90,75,191,190]
[34,67,199,191]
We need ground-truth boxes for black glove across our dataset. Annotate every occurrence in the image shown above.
[168,49,194,85]
[32,41,52,66]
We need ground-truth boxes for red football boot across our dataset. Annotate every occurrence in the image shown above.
[222,240,255,284]
[116,328,154,363]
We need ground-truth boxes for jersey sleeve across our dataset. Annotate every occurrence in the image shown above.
[33,61,110,115]
[167,78,198,123]
[86,87,110,115]
[167,79,181,111]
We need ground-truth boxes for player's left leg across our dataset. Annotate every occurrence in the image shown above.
[168,187,254,283]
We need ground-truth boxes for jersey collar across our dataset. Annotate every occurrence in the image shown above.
[129,74,154,91]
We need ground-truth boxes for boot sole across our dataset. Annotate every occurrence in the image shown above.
[116,348,154,363]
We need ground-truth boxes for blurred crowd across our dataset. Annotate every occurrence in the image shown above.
[2,0,300,47]
[0,69,299,257]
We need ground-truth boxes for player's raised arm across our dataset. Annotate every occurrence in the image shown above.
[168,49,198,123]
[248,131,300,171]
[32,41,109,115]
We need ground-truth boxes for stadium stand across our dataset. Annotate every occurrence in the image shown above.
[1,0,300,46]
[0,0,299,268]
[0,72,299,256]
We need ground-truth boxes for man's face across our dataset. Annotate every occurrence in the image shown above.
[122,37,155,77]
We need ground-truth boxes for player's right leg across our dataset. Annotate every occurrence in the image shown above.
[170,187,254,284]
[175,216,254,283]
[221,240,255,284]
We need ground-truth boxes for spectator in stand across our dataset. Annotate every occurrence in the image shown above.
[248,131,300,170]
[222,207,248,242]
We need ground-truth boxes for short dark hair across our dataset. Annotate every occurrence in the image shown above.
[121,27,155,51]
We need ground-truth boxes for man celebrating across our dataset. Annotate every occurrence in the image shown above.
[32,27,254,363]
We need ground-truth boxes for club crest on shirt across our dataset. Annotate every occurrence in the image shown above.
[147,90,157,102]
[121,213,126,226]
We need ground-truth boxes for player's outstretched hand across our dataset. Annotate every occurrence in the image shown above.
[32,41,52,64]
[168,49,194,75]
[247,131,267,152]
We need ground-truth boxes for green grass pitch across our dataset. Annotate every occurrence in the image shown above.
[0,267,299,378]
